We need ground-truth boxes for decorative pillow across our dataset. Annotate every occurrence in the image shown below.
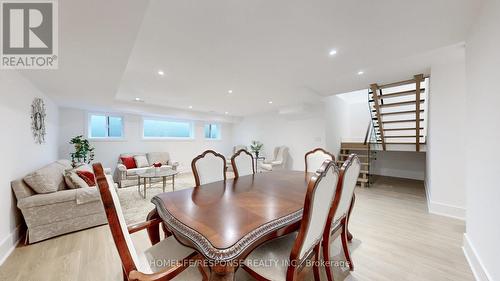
[24,162,67,194]
[121,157,137,169]
[64,164,93,189]
[76,171,96,187]
[64,170,90,189]
[134,155,149,168]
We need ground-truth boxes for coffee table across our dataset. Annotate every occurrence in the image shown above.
[136,168,178,199]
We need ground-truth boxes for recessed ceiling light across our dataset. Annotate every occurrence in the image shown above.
[134,97,144,102]
[157,70,165,76]
[227,90,233,94]
[268,101,273,104]
[329,49,337,56]
[357,71,364,75]
[188,105,193,109]
[224,111,229,115]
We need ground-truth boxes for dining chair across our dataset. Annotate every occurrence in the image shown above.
[231,149,255,178]
[242,159,340,281]
[260,146,289,171]
[304,147,335,173]
[322,154,361,281]
[191,150,227,186]
[93,163,207,281]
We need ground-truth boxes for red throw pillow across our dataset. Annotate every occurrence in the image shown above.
[121,157,137,169]
[76,171,96,187]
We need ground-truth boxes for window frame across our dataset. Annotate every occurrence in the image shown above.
[141,116,195,140]
[87,112,125,141]
[204,123,221,140]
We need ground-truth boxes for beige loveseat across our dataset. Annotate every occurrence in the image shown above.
[116,152,178,188]
[11,160,110,243]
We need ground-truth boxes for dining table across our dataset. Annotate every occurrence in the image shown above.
[151,170,313,281]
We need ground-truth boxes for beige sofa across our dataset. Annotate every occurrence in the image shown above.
[116,152,178,188]
[11,160,110,243]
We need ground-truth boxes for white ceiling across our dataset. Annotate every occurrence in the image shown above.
[20,0,480,118]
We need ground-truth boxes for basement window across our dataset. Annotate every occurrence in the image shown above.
[143,118,193,139]
[204,123,220,140]
[88,114,124,139]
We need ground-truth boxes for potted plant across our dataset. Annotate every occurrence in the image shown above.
[69,135,95,167]
[250,141,264,158]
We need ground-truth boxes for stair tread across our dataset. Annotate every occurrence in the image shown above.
[379,99,425,108]
[384,135,424,138]
[380,110,424,116]
[384,127,423,131]
[357,178,369,183]
[338,160,369,165]
[340,154,369,157]
[382,119,424,124]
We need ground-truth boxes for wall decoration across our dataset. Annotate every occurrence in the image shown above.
[31,98,46,144]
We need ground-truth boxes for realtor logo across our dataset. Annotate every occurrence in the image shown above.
[1,1,58,69]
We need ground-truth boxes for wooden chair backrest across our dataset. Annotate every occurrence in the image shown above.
[93,163,141,276]
[287,159,340,279]
[191,150,227,186]
[304,148,335,173]
[231,149,255,178]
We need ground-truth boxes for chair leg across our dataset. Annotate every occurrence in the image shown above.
[346,194,356,242]
[313,244,321,281]
[341,222,354,271]
[122,269,128,281]
[146,210,161,245]
[322,234,335,281]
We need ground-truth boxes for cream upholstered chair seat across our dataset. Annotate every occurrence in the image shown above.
[138,235,195,274]
[244,232,297,281]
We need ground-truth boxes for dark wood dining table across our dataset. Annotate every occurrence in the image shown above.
[151,170,312,281]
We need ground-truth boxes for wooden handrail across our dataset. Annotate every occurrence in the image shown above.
[363,121,371,145]
[370,84,386,150]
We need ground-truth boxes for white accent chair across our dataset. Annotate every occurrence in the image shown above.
[322,154,361,281]
[231,149,255,178]
[242,160,340,281]
[305,148,335,173]
[93,163,206,281]
[226,145,247,171]
[191,150,227,186]
[260,146,289,171]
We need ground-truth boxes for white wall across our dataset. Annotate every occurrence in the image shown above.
[462,1,500,280]
[0,72,59,264]
[425,49,467,219]
[372,151,426,180]
[232,111,326,171]
[58,107,234,174]
[324,95,348,157]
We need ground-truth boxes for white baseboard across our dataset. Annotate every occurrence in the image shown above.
[427,200,466,220]
[424,180,466,220]
[463,233,493,281]
[0,225,23,265]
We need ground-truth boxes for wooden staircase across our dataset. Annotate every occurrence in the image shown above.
[369,74,428,152]
[338,142,371,187]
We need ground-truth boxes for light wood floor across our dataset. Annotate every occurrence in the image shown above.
[0,176,474,281]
